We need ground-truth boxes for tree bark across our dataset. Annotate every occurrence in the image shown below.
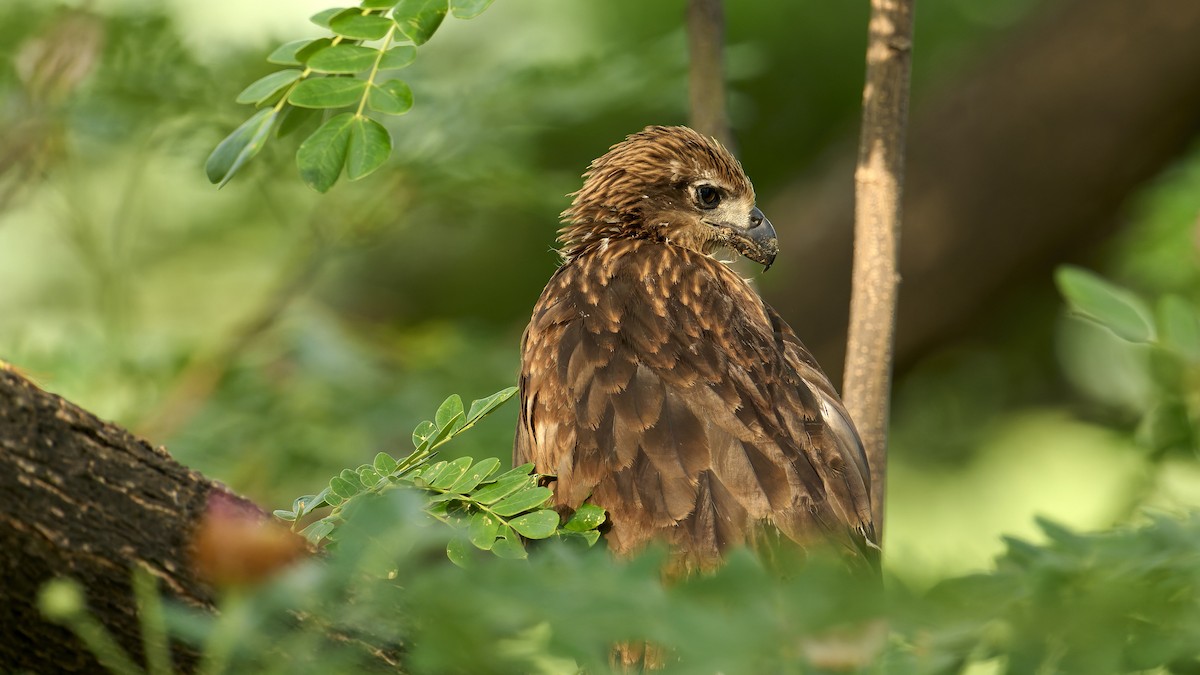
[766,0,1200,378]
[843,0,914,545]
[0,364,237,672]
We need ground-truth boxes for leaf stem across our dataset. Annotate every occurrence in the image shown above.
[356,25,397,117]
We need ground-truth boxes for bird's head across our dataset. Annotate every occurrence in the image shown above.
[559,125,778,269]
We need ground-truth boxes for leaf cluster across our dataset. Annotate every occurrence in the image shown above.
[1056,265,1200,458]
[273,387,605,563]
[206,0,494,192]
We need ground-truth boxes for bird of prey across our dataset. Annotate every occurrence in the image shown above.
[515,125,876,571]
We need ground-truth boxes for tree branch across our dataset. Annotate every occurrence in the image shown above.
[843,0,914,543]
[686,0,734,151]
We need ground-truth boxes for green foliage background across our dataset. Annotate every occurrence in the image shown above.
[5,0,1200,672]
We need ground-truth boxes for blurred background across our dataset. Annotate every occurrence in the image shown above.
[2,0,1199,585]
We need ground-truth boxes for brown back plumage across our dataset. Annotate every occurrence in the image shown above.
[516,126,876,571]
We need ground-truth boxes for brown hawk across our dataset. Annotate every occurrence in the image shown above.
[515,125,876,571]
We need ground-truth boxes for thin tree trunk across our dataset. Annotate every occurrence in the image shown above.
[686,0,734,151]
[843,0,914,544]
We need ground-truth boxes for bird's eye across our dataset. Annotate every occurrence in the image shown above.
[695,185,721,209]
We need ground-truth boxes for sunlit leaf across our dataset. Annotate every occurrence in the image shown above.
[392,0,447,46]
[468,512,500,550]
[205,108,278,187]
[508,509,559,539]
[362,0,402,8]
[330,11,395,40]
[491,486,552,517]
[450,0,494,19]
[357,465,383,487]
[1056,266,1155,343]
[273,509,297,521]
[289,78,368,109]
[296,112,354,192]
[346,116,391,180]
[367,80,413,115]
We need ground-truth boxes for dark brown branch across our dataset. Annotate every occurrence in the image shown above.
[686,0,734,151]
[843,0,914,543]
[0,364,230,672]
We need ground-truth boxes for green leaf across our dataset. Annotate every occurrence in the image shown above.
[362,0,402,8]
[296,37,335,63]
[347,116,391,180]
[373,452,398,475]
[339,468,363,488]
[450,0,494,19]
[367,80,413,115]
[563,503,606,532]
[293,494,318,517]
[378,45,416,70]
[330,475,360,499]
[508,509,560,539]
[268,39,315,66]
[236,69,301,106]
[324,490,344,507]
[330,12,395,40]
[430,456,473,490]
[307,45,380,74]
[206,108,278,187]
[426,413,463,449]
[1056,266,1156,343]
[491,486,552,517]
[446,538,472,567]
[490,528,527,559]
[296,112,355,192]
[448,457,500,493]
[416,460,449,486]
[468,511,501,549]
[300,518,335,543]
[392,0,448,46]
[273,509,297,521]
[412,420,437,447]
[491,462,535,482]
[276,105,319,139]
[1159,295,1200,362]
[467,386,518,423]
[310,7,347,28]
[561,529,601,546]
[289,78,368,109]
[435,394,465,431]
[470,475,533,505]
[310,487,334,509]
[357,465,383,487]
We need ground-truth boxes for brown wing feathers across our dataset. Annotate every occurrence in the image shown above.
[515,126,876,570]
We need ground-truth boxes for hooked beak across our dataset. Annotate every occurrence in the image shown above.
[725,206,778,271]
